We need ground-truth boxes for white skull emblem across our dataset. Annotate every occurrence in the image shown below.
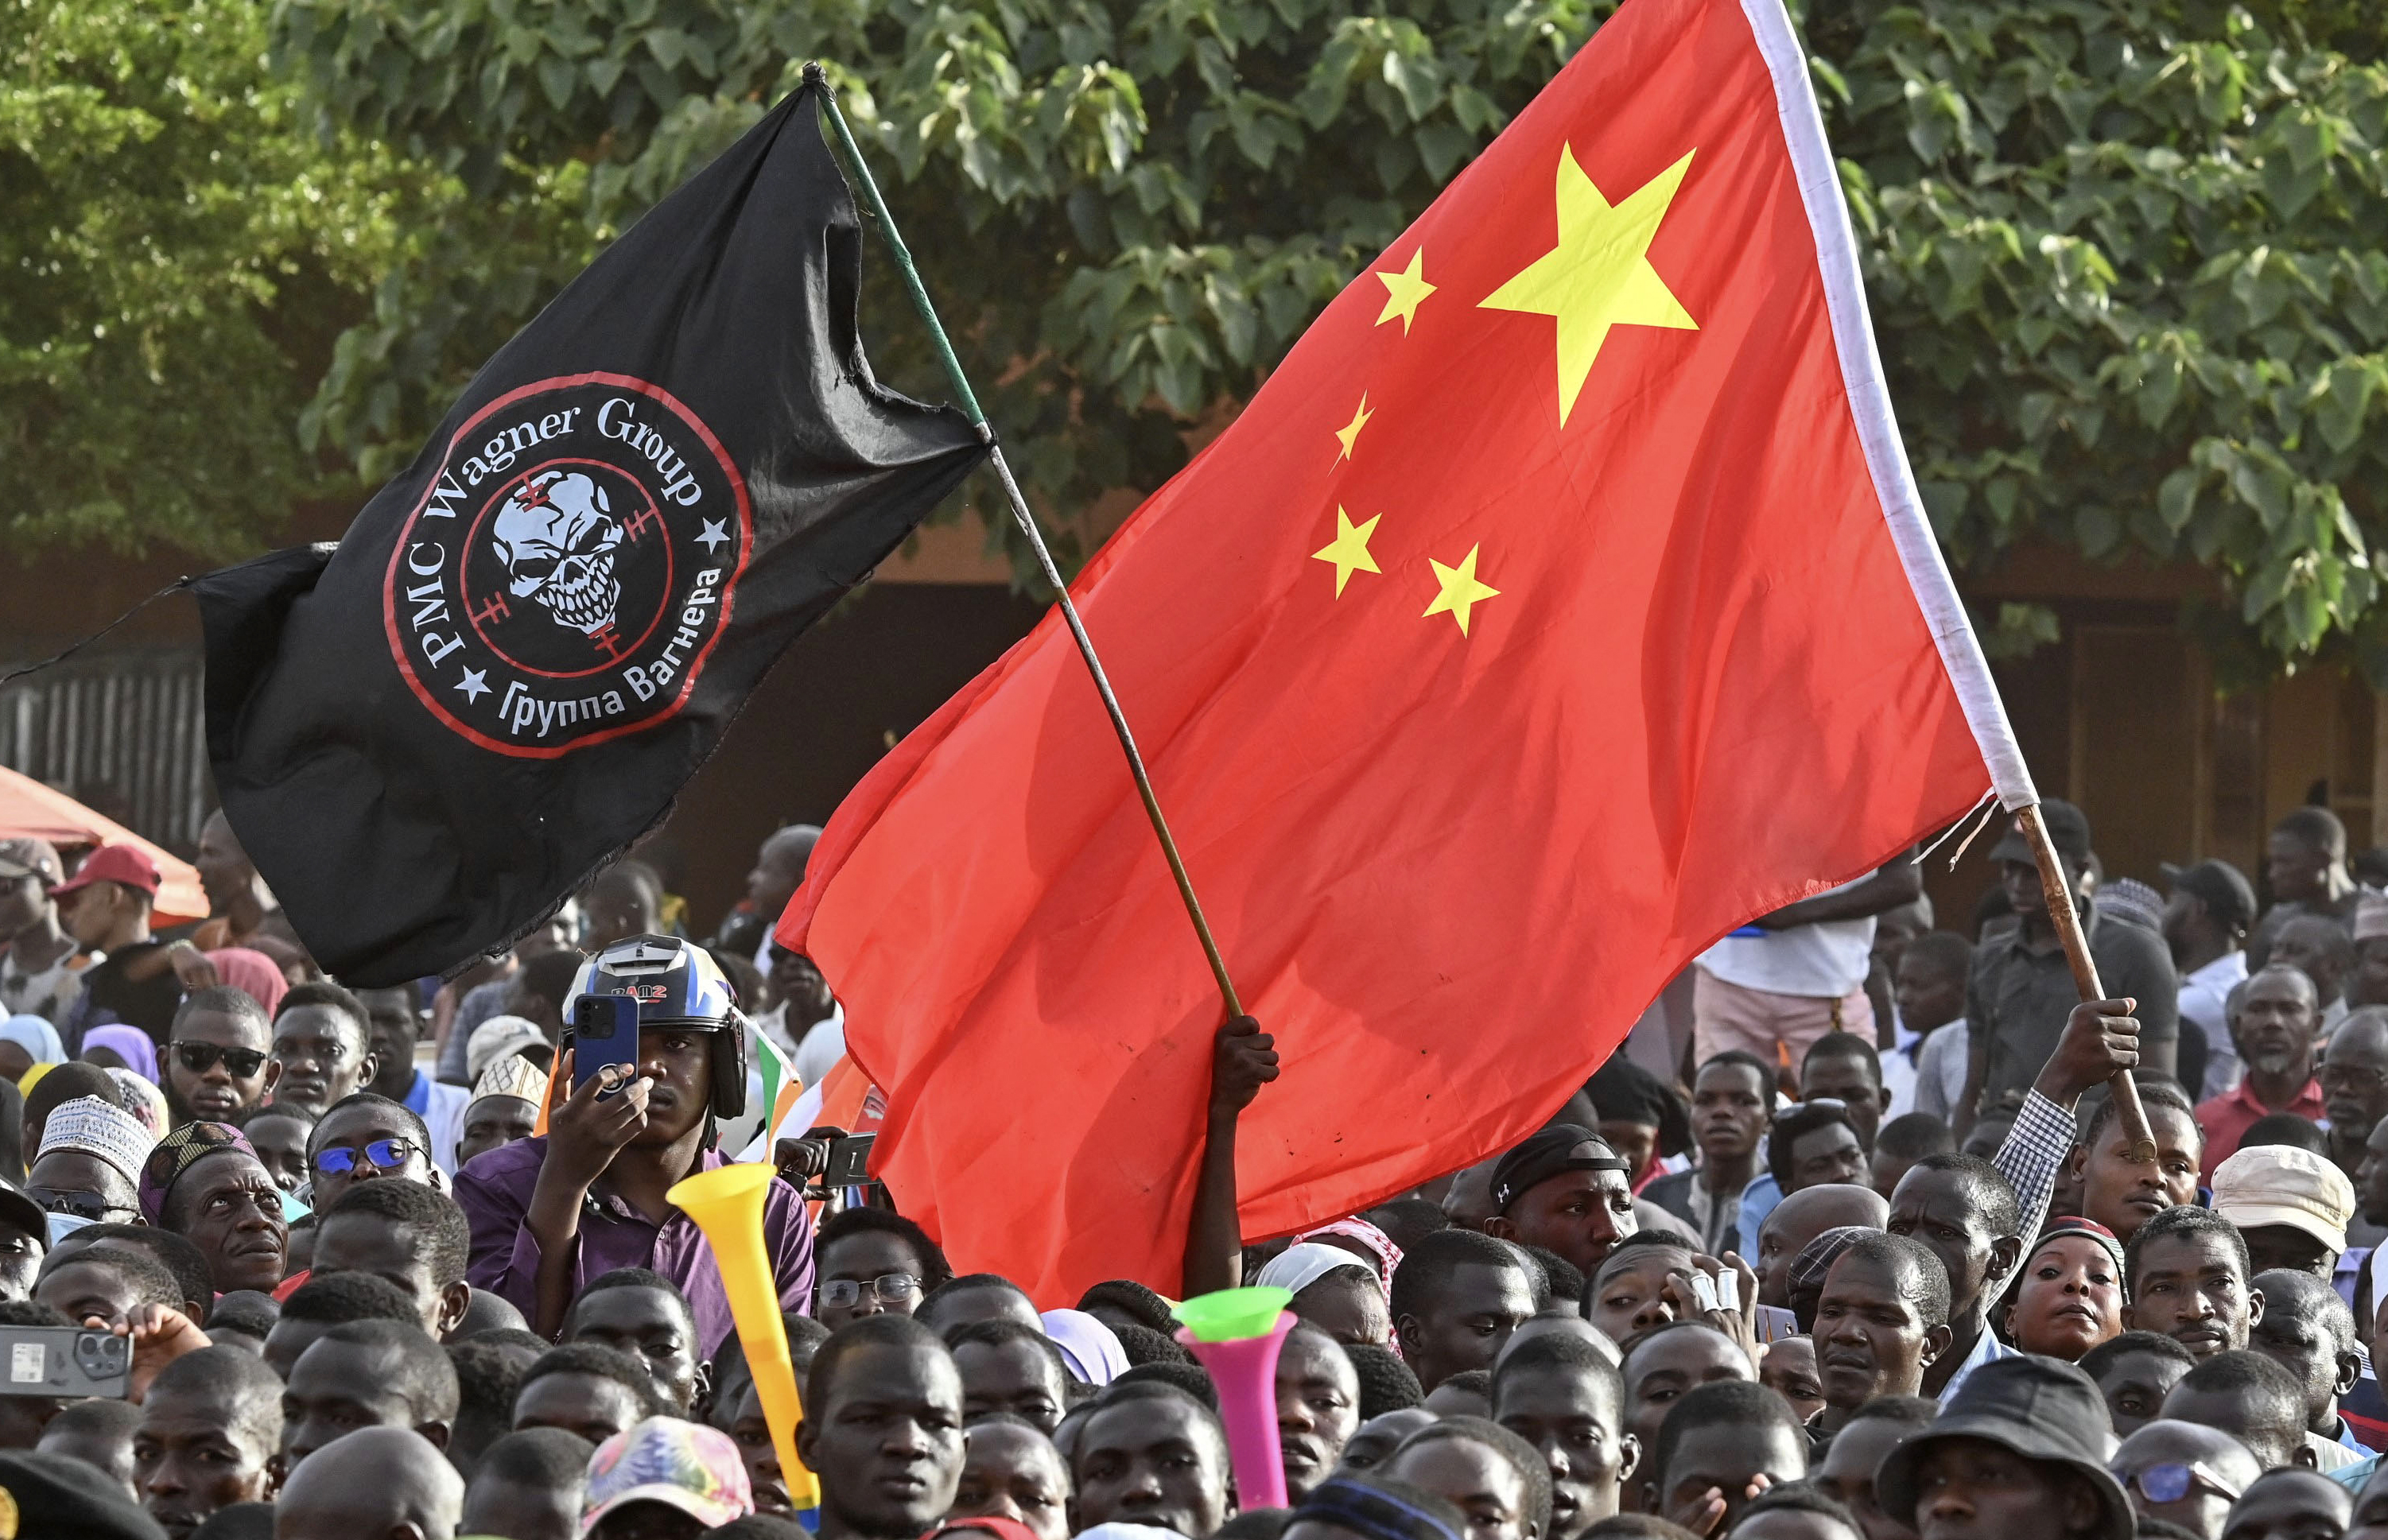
[491,471,623,634]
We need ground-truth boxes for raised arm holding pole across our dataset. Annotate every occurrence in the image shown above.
[2015,802,2160,1163]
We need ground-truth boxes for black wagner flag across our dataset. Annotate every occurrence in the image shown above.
[196,84,985,986]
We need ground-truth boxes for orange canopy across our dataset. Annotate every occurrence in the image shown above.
[0,766,208,924]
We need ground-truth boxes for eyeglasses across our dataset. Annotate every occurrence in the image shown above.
[174,1042,269,1078]
[311,1139,421,1177]
[24,1187,135,1223]
[2122,1462,2243,1505]
[817,1273,922,1309]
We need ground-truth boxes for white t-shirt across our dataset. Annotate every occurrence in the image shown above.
[1698,873,1879,998]
[1886,1020,1971,1121]
[417,1075,470,1176]
[793,1006,847,1093]
[2179,951,2247,1099]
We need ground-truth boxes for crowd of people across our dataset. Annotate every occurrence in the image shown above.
[0,795,2384,1540]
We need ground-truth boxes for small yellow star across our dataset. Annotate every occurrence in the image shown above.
[1423,545,1500,635]
[1374,250,1436,334]
[1334,394,1373,461]
[1310,506,1383,597]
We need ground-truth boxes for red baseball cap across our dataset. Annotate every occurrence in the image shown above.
[52,844,162,899]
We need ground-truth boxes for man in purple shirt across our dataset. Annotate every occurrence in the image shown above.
[456,936,813,1355]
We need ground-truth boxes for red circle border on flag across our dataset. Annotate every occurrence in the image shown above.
[380,370,754,760]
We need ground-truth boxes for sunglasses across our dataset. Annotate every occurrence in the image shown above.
[311,1138,421,1177]
[2123,1462,2243,1505]
[25,1187,135,1223]
[817,1273,922,1309]
[174,1042,269,1078]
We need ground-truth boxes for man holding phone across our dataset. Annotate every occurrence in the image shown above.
[454,935,815,1354]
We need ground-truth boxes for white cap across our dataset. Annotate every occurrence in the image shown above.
[2211,1142,2354,1253]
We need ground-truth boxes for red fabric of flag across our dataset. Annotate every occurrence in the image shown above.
[782,0,2025,1303]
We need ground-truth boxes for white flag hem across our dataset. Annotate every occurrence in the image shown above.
[1738,0,2040,813]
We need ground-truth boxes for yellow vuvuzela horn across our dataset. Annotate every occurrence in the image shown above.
[668,1162,819,1512]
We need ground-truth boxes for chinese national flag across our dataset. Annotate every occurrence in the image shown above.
[782,0,2033,1301]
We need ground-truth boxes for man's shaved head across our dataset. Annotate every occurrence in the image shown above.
[275,1425,462,1539]
[747,826,821,914]
[1768,1185,1892,1235]
[149,1344,283,1441]
[2331,1010,2388,1061]
[1757,1185,1889,1307]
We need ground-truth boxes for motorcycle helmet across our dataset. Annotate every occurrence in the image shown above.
[566,934,747,1119]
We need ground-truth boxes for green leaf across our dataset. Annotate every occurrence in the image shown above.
[2312,359,2378,454]
[2158,467,2200,533]
[2231,452,2293,530]
[1414,123,1473,183]
[535,54,575,111]
[2075,504,2122,557]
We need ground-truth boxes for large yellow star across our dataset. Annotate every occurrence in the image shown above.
[1374,250,1436,334]
[1311,506,1382,596]
[1479,145,1698,425]
[1334,393,1373,460]
[1423,545,1500,635]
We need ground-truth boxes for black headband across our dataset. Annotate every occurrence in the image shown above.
[1489,1135,1629,1212]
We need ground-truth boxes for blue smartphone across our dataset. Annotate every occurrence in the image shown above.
[569,994,640,1094]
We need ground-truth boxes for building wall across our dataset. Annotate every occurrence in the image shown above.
[1921,547,2385,933]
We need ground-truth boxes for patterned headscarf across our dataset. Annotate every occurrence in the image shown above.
[2033,1216,2128,1282]
[138,1122,259,1224]
[1256,1242,1379,1297]
[107,1069,167,1138]
[1292,1216,1406,1295]
[36,1096,156,1185]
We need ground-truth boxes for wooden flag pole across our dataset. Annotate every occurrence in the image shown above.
[2016,802,2158,1163]
[803,64,1245,1019]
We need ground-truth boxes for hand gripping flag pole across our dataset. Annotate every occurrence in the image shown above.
[2018,805,2159,1162]
[802,61,1245,1021]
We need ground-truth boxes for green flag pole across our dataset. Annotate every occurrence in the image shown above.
[802,63,1244,1020]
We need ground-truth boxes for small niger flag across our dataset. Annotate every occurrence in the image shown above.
[735,1052,883,1170]
[782,0,2037,1302]
[751,1026,804,1145]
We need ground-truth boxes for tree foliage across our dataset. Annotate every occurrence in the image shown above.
[269,0,1603,580]
[18,0,2388,682]
[1811,0,2388,680]
[0,0,400,554]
